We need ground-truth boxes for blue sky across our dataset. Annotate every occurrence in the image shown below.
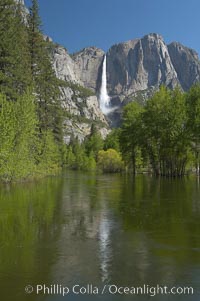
[25,0,200,55]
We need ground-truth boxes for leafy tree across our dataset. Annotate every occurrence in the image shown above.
[0,93,16,181]
[0,90,62,181]
[104,128,120,152]
[142,87,190,176]
[119,86,194,177]
[186,84,200,175]
[73,141,88,170]
[97,149,123,173]
[0,92,38,181]
[65,137,97,171]
[0,0,65,182]
[84,124,103,159]
[86,152,96,171]
[66,137,87,170]
[120,101,143,174]
[37,130,62,175]
[65,146,76,169]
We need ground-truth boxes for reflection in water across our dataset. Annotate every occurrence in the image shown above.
[98,213,112,282]
[0,172,200,301]
[0,177,64,301]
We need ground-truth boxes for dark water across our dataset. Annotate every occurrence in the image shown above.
[0,171,200,301]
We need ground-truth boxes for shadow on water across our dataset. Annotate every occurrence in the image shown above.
[0,171,200,300]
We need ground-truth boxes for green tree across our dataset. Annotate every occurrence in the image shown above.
[186,85,200,174]
[28,0,63,143]
[66,137,97,171]
[120,102,143,174]
[142,87,190,176]
[104,128,120,152]
[65,145,76,169]
[0,93,16,181]
[67,137,86,170]
[0,0,32,99]
[0,92,38,181]
[37,130,62,175]
[97,149,123,173]
[0,0,68,182]
[86,152,96,171]
[84,124,103,159]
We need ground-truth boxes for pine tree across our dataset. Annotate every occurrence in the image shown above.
[0,0,32,99]
[0,0,65,181]
[28,0,63,144]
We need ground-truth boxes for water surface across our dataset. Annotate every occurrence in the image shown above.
[0,172,200,300]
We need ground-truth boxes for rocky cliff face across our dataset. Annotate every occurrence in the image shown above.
[106,34,180,98]
[14,0,29,22]
[52,45,83,84]
[70,33,200,109]
[72,47,105,91]
[51,33,200,131]
[15,0,25,5]
[168,42,200,91]
[51,45,109,142]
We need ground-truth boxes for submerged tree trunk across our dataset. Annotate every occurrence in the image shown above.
[131,151,136,175]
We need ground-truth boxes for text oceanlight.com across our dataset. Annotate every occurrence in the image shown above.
[25,284,194,297]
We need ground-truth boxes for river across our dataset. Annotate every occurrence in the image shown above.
[0,171,200,300]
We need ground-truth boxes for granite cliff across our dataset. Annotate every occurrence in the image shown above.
[55,33,200,128]
[51,44,109,143]
[168,42,200,91]
[107,34,179,102]
[72,47,105,92]
[70,33,200,107]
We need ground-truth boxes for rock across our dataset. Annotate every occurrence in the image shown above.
[43,35,53,43]
[69,34,200,105]
[63,119,109,144]
[52,45,107,122]
[84,96,107,122]
[63,119,92,144]
[14,0,25,5]
[52,45,83,84]
[14,0,29,23]
[168,42,200,91]
[73,47,105,91]
[52,33,200,133]
[52,46,109,142]
[106,33,180,98]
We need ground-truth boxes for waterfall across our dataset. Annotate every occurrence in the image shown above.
[99,55,110,114]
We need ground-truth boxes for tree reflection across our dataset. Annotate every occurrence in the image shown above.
[0,177,63,300]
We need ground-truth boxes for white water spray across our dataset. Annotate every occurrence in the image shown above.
[99,55,110,114]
